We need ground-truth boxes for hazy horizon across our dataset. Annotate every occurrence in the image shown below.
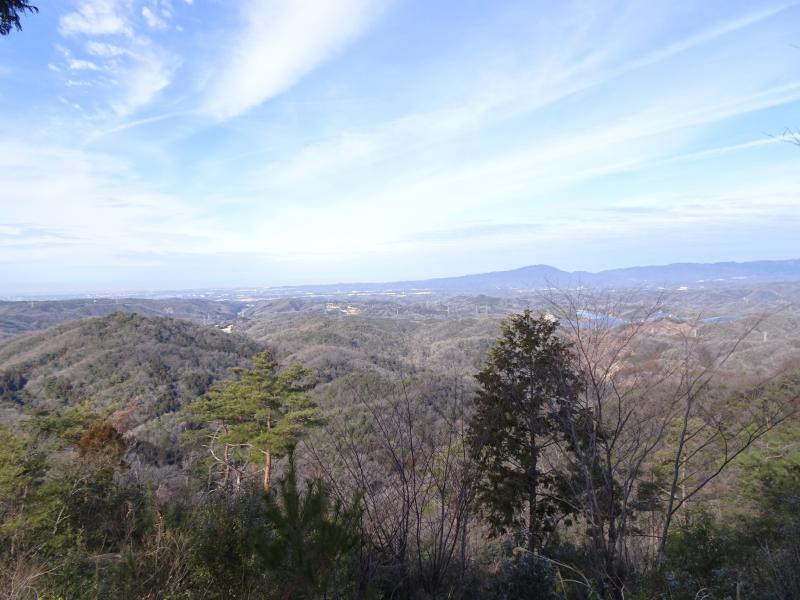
[1,256,798,298]
[2,1,800,293]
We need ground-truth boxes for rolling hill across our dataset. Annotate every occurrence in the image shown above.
[0,297,244,342]
[0,312,259,431]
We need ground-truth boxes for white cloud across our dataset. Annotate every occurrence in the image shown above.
[619,2,796,74]
[9,0,799,290]
[58,96,83,110]
[55,3,179,118]
[112,53,176,116]
[258,99,496,186]
[247,2,799,192]
[141,6,168,30]
[202,0,382,119]
[59,0,131,37]
[86,41,127,57]
[0,142,209,262]
[67,58,101,71]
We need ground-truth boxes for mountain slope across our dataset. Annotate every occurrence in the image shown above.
[0,298,244,342]
[593,260,800,286]
[0,312,259,430]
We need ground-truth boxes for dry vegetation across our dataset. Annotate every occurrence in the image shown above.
[0,284,799,598]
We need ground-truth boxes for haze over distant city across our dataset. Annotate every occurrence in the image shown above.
[2,0,800,294]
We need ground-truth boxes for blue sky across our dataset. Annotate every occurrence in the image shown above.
[1,0,799,293]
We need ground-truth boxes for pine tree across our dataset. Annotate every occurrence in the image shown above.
[467,310,580,552]
[262,454,362,598]
[0,1,38,35]
[189,350,322,491]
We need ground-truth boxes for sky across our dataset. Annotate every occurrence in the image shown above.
[1,0,800,294]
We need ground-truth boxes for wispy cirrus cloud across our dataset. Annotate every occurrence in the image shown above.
[201,0,385,120]
[0,141,211,262]
[246,2,800,197]
[0,224,79,245]
[3,0,800,291]
[141,6,168,31]
[56,0,179,118]
[59,0,132,36]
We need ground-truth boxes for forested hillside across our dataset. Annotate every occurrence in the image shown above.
[0,313,259,442]
[0,298,245,342]
[1,291,798,599]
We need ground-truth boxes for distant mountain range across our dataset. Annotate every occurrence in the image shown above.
[281,259,800,295]
[4,260,800,303]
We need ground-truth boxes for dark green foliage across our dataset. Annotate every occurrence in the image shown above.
[0,0,37,35]
[732,461,800,599]
[656,513,740,600]
[181,371,214,396]
[183,486,276,598]
[187,350,322,490]
[261,455,362,599]
[481,553,563,600]
[645,457,800,600]
[1,428,362,599]
[0,426,40,528]
[178,462,361,599]
[468,311,581,551]
[27,402,96,446]
[0,368,26,403]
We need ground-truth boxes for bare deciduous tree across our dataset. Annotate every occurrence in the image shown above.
[308,375,480,599]
[541,290,799,597]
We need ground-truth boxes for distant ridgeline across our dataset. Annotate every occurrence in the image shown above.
[277,258,800,295]
[3,260,800,304]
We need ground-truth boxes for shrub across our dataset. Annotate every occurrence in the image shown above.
[482,552,563,600]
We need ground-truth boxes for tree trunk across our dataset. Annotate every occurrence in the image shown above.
[528,433,539,553]
[263,449,272,492]
[679,459,689,525]
[222,442,230,488]
[659,393,694,557]
[263,414,273,492]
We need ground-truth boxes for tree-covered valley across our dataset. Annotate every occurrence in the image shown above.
[1,284,799,599]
